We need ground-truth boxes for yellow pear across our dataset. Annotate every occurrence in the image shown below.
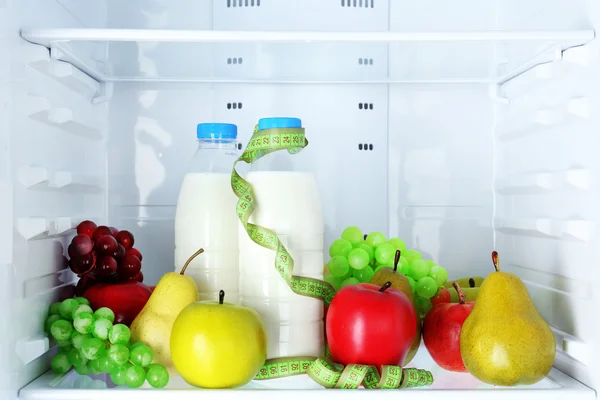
[444,276,484,289]
[130,248,202,368]
[460,251,555,386]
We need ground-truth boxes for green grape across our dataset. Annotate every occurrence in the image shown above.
[72,304,93,319]
[341,226,363,246]
[81,337,106,360]
[57,339,73,350]
[356,243,374,262]
[365,232,386,248]
[93,307,115,323]
[416,277,438,299]
[45,314,64,335]
[409,259,430,280]
[399,257,410,275]
[59,299,79,320]
[353,266,374,283]
[49,302,62,316]
[108,344,129,365]
[74,363,89,375]
[98,354,118,374]
[429,265,448,286]
[388,238,407,253]
[110,365,128,386]
[329,239,352,258]
[407,276,417,292]
[108,324,131,345]
[50,319,73,341]
[347,248,369,270]
[324,274,343,292]
[328,256,350,278]
[425,260,437,268]
[73,312,94,334]
[50,352,71,374]
[125,365,147,388]
[67,348,87,368]
[71,332,90,349]
[374,243,395,265]
[130,344,153,368]
[404,249,422,264]
[92,318,113,340]
[75,297,90,306]
[129,342,145,351]
[415,296,433,317]
[88,358,102,375]
[341,277,360,288]
[146,363,169,389]
[373,264,386,274]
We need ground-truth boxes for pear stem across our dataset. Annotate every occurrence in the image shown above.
[180,248,205,275]
[219,290,225,304]
[379,281,392,292]
[491,251,500,272]
[393,250,401,272]
[452,282,466,304]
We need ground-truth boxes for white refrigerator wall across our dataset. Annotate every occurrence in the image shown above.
[1,0,599,398]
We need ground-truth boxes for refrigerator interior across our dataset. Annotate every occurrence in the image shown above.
[1,0,599,398]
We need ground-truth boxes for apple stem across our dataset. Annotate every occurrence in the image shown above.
[491,251,500,272]
[180,248,205,275]
[393,250,401,272]
[452,282,466,304]
[379,281,392,292]
[219,290,225,304]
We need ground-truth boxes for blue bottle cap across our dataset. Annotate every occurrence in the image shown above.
[197,123,238,139]
[258,117,302,131]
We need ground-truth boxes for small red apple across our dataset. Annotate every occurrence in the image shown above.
[423,283,474,372]
[430,287,451,306]
[326,281,417,368]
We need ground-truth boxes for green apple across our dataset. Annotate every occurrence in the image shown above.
[170,290,267,388]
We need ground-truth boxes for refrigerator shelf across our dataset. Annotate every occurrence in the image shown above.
[19,345,595,400]
[20,29,594,83]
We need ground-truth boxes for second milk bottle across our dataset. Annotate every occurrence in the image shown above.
[239,117,324,358]
[174,123,240,303]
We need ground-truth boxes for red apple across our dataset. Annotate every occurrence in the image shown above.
[83,281,152,326]
[326,281,417,368]
[430,287,451,306]
[423,283,474,372]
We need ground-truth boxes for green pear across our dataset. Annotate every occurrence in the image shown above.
[460,251,555,386]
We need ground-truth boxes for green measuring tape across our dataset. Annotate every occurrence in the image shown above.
[232,124,433,389]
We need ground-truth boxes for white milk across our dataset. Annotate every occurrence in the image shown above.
[239,171,324,358]
[175,172,239,303]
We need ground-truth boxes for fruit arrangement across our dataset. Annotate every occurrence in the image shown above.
[324,227,449,317]
[69,220,144,295]
[44,297,169,388]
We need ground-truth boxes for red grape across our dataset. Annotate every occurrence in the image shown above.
[110,227,119,236]
[69,252,96,276]
[95,256,117,277]
[77,220,97,238]
[67,244,77,259]
[92,225,113,241]
[97,274,118,284]
[118,254,141,278]
[134,271,143,282]
[94,235,118,255]
[125,247,142,261]
[111,244,126,259]
[71,234,94,256]
[115,230,134,249]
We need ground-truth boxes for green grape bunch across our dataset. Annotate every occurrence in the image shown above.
[43,297,170,389]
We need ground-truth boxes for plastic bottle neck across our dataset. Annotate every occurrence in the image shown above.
[197,138,237,150]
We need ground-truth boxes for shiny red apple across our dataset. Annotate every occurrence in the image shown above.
[83,281,152,326]
[423,283,474,372]
[430,287,451,306]
[326,281,417,368]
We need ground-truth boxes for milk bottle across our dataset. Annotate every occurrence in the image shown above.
[238,117,324,358]
[175,123,240,303]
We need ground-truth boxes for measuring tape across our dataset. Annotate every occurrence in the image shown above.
[232,124,433,389]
